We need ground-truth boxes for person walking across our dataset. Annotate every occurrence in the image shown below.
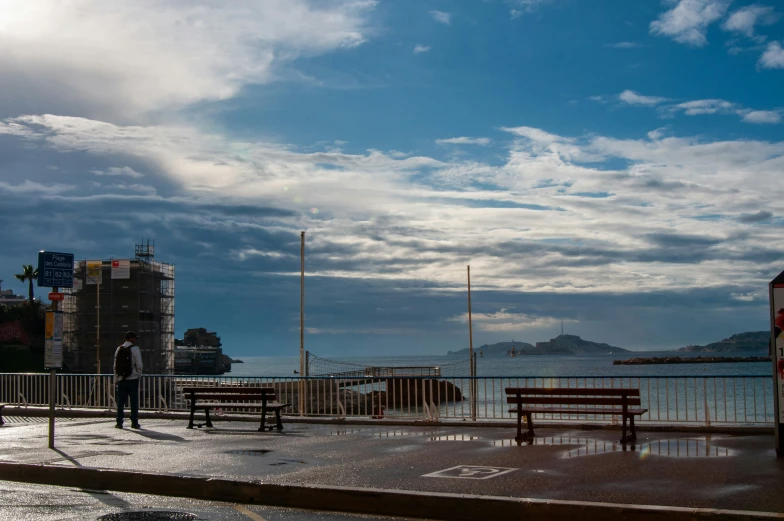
[114,331,143,429]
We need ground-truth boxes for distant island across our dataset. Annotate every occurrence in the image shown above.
[447,334,630,356]
[677,331,770,353]
[615,356,770,365]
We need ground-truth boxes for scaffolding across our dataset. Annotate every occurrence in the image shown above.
[62,240,175,374]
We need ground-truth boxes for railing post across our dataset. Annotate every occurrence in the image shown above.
[703,378,711,427]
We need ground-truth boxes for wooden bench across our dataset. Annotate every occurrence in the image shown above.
[505,387,648,444]
[183,387,290,432]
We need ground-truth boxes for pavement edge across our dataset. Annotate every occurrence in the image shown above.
[1,462,782,521]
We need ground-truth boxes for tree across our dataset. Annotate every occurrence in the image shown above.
[14,264,38,305]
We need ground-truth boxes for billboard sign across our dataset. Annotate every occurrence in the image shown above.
[770,271,784,457]
[44,310,63,369]
[111,259,130,279]
[86,261,102,285]
[37,252,74,288]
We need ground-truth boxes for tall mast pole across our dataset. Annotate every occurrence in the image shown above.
[467,265,475,420]
[299,231,305,416]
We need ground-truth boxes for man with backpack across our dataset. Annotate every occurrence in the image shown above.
[114,331,143,429]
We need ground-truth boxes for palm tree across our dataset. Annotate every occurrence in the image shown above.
[14,264,38,305]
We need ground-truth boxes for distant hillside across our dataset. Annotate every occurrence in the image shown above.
[447,335,629,356]
[447,341,534,357]
[677,331,770,353]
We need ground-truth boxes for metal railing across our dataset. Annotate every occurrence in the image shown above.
[0,373,774,426]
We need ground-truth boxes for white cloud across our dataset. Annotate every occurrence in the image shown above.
[450,310,571,332]
[740,110,782,124]
[669,99,737,115]
[650,0,731,47]
[6,114,784,297]
[618,90,670,106]
[722,5,778,38]
[436,137,491,146]
[607,42,641,49]
[413,44,431,54]
[91,167,145,178]
[430,10,451,24]
[0,0,375,121]
[759,41,784,69]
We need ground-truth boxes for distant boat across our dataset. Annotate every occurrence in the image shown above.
[479,350,484,358]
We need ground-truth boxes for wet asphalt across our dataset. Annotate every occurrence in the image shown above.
[1,417,783,514]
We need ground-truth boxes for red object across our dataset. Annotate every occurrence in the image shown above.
[112,260,120,268]
[778,360,784,380]
[48,292,64,301]
[372,406,385,419]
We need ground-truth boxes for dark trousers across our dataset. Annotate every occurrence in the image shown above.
[116,378,139,426]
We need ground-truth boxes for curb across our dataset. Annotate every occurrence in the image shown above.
[0,462,782,521]
[1,406,773,436]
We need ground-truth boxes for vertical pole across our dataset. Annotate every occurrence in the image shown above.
[299,231,305,417]
[770,280,784,457]
[96,279,101,374]
[48,286,58,449]
[467,265,475,420]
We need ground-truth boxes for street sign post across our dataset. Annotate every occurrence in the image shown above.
[770,271,784,457]
[37,252,74,288]
[35,252,73,451]
[44,310,63,369]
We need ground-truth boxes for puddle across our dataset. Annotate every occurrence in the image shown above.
[430,435,481,441]
[226,449,272,456]
[491,436,594,447]
[329,429,364,435]
[373,430,419,438]
[270,458,306,466]
[564,438,734,458]
[635,438,735,459]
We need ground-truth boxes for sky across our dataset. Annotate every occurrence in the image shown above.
[1,0,783,356]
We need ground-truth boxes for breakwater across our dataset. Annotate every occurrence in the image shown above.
[614,356,770,365]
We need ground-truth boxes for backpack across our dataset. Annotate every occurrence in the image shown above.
[115,344,134,378]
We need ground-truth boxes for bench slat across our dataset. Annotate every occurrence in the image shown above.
[183,387,275,394]
[194,403,288,409]
[186,394,273,401]
[508,407,647,415]
[505,387,640,397]
[506,396,641,406]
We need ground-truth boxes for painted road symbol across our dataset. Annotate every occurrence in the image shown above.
[422,465,518,480]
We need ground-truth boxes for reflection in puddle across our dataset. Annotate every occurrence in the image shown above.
[491,436,734,458]
[329,429,364,436]
[373,430,419,438]
[226,449,272,456]
[491,436,594,448]
[637,438,734,459]
[430,435,481,441]
[565,438,734,458]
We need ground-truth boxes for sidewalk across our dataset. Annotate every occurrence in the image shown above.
[1,415,783,520]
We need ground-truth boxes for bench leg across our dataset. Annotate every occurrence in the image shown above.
[0,406,4,426]
[187,404,195,429]
[621,414,628,444]
[629,415,637,441]
[515,411,523,443]
[259,404,267,432]
[275,409,283,431]
[526,412,535,438]
[205,408,213,428]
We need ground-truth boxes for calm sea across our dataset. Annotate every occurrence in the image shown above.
[227,352,772,378]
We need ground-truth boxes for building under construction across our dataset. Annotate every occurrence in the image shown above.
[62,241,175,374]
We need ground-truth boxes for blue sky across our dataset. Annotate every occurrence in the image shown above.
[1,0,783,356]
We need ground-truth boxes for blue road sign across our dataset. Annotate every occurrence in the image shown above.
[37,251,74,288]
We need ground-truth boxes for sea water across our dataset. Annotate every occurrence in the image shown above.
[228,352,771,378]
